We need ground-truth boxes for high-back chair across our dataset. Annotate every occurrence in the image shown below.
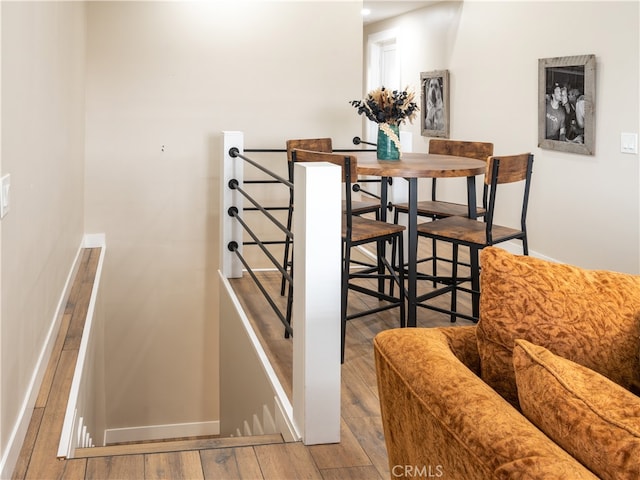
[281,139,333,296]
[292,149,406,362]
[394,139,494,219]
[392,139,494,286]
[281,138,380,296]
[286,139,381,216]
[416,152,534,323]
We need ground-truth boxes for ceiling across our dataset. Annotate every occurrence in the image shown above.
[362,1,438,25]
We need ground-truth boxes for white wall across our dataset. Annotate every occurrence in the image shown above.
[366,1,639,273]
[84,1,362,436]
[0,0,86,470]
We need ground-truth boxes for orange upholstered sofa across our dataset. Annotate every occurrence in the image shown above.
[374,247,640,479]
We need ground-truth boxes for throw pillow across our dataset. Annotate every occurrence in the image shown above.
[477,246,640,408]
[513,339,640,480]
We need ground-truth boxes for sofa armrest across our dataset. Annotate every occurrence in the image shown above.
[374,328,599,480]
[439,325,481,375]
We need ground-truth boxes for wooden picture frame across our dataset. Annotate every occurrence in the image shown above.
[421,70,449,138]
[538,54,596,155]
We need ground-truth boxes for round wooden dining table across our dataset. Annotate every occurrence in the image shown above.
[352,151,487,327]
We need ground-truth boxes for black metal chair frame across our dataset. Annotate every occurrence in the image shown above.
[291,149,406,363]
[391,180,488,293]
[391,140,493,292]
[415,153,534,323]
[280,140,381,298]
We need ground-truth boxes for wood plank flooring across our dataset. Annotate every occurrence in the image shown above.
[13,243,475,479]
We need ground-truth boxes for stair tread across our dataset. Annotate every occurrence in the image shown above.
[73,433,285,458]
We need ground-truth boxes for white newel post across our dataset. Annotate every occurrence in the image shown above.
[221,131,244,279]
[292,162,341,445]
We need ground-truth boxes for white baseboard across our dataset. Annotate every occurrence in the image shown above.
[0,234,104,479]
[104,421,220,445]
[498,240,559,263]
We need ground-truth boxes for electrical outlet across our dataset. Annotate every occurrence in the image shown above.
[621,132,638,154]
[1,174,10,219]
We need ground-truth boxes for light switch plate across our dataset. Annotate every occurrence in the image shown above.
[1,174,10,219]
[621,132,638,154]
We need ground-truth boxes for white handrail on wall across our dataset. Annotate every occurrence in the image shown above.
[57,234,107,459]
[219,131,341,445]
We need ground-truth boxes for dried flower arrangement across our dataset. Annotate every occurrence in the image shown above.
[350,86,419,126]
[350,86,419,158]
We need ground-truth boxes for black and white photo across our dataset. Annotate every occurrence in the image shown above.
[421,70,449,138]
[538,55,595,155]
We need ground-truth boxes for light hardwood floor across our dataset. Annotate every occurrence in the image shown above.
[13,244,475,480]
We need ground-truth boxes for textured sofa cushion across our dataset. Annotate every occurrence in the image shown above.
[514,339,640,480]
[477,247,640,408]
[374,328,599,480]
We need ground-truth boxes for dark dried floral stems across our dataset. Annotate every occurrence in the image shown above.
[350,86,419,126]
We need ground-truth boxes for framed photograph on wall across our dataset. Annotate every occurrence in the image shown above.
[538,54,596,155]
[421,70,449,138]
